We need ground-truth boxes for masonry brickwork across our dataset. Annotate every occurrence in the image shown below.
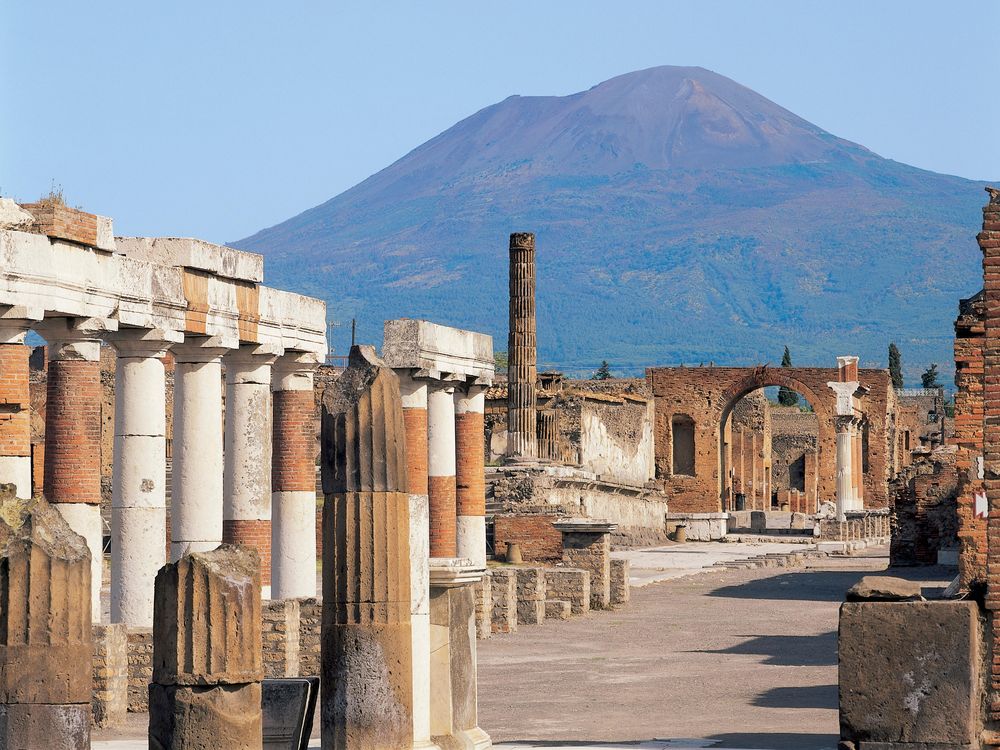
[493,513,564,562]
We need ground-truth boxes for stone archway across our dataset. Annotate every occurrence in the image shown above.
[716,367,834,511]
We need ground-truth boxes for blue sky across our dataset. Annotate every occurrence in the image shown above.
[2,1,996,244]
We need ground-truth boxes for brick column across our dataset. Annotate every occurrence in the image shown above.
[109,328,180,628]
[170,337,232,562]
[979,187,1000,721]
[506,232,537,460]
[38,317,107,622]
[224,344,280,596]
[428,383,457,558]
[455,385,486,567]
[271,352,320,600]
[0,313,38,500]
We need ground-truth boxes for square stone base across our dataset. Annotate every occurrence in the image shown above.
[0,703,90,750]
[149,682,262,749]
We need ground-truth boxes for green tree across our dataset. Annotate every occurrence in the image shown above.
[493,350,508,373]
[888,342,903,389]
[777,346,799,406]
[921,363,939,389]
[592,360,612,380]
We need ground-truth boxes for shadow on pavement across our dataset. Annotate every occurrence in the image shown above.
[751,683,838,709]
[708,731,837,749]
[688,631,837,667]
[707,568,872,603]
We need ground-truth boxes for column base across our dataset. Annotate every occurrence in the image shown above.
[457,726,492,750]
[413,740,443,750]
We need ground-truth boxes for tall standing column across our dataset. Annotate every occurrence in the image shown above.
[836,416,854,521]
[0,311,40,501]
[224,345,280,597]
[110,328,179,627]
[455,385,487,567]
[321,345,413,749]
[398,371,437,750]
[428,384,457,558]
[506,232,537,460]
[170,338,232,562]
[271,352,320,600]
[37,317,108,622]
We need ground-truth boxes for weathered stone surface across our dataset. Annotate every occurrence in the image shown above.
[148,682,262,750]
[0,198,34,230]
[513,567,546,625]
[0,703,90,750]
[0,486,92,705]
[543,568,590,615]
[545,600,571,620]
[610,558,630,608]
[321,346,413,749]
[839,601,981,746]
[490,569,518,634]
[846,576,923,602]
[92,623,128,728]
[153,545,264,686]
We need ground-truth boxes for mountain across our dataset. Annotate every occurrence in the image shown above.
[236,65,990,382]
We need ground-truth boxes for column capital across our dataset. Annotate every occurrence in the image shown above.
[108,327,182,359]
[272,351,321,392]
[0,306,43,344]
[394,369,429,409]
[455,384,487,414]
[171,334,239,363]
[835,415,855,433]
[36,316,117,361]
[226,343,283,367]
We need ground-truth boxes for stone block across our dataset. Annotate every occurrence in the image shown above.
[846,576,923,602]
[0,703,90,750]
[262,677,318,750]
[750,510,767,532]
[543,568,590,615]
[790,512,808,530]
[92,623,128,728]
[148,682,262,750]
[490,568,518,634]
[474,573,492,640]
[839,601,981,746]
[513,567,546,625]
[152,545,263,686]
[610,558,630,608]
[545,600,571,620]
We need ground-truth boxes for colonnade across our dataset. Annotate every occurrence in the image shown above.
[0,315,321,625]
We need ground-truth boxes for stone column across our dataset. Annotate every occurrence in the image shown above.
[35,317,107,621]
[0,488,92,749]
[428,383,457,558]
[537,409,559,461]
[506,232,537,460]
[170,337,232,562]
[855,423,865,508]
[0,311,39,500]
[149,546,263,748]
[455,385,487,567]
[429,561,491,750]
[224,344,280,597]
[271,352,320,600]
[397,371,436,750]
[836,416,854,521]
[320,345,413,749]
[110,328,179,627]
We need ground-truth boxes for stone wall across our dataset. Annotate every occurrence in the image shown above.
[126,628,153,713]
[543,568,590,615]
[262,599,301,678]
[889,448,960,566]
[92,624,128,728]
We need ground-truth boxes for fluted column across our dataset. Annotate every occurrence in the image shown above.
[109,328,179,627]
[836,416,853,521]
[271,352,320,600]
[37,317,108,622]
[397,371,437,750]
[506,232,537,460]
[321,345,413,750]
[455,385,487,567]
[428,384,457,558]
[224,344,280,597]
[170,337,233,562]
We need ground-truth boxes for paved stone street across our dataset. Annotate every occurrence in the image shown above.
[478,546,952,750]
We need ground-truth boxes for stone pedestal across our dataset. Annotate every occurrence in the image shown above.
[0,487,92,750]
[554,519,616,610]
[149,545,263,749]
[429,560,491,750]
[320,346,414,750]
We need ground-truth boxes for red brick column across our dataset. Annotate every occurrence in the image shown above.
[455,385,487,565]
[979,187,1000,720]
[0,321,34,498]
[428,383,457,557]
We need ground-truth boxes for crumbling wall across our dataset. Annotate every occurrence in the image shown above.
[889,447,961,566]
[577,398,654,485]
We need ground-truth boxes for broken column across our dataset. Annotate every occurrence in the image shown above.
[224,344,280,597]
[271,352,320,600]
[506,232,538,460]
[170,337,233,561]
[149,545,263,748]
[320,345,413,749]
[37,316,107,621]
[0,486,92,749]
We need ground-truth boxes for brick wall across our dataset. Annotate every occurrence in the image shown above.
[22,201,99,246]
[889,451,961,566]
[493,513,563,562]
[0,343,30,459]
[297,598,322,677]
[126,628,153,712]
[262,599,301,678]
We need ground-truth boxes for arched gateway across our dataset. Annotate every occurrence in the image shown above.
[645,361,900,513]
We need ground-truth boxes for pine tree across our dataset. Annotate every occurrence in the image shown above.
[888,343,903,389]
[778,346,799,406]
[592,360,612,380]
[921,363,939,389]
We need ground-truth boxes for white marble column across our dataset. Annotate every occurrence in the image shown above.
[270,352,320,600]
[224,344,280,598]
[170,337,233,562]
[835,416,853,522]
[110,327,180,627]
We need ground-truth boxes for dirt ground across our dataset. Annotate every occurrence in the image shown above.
[477,548,953,750]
